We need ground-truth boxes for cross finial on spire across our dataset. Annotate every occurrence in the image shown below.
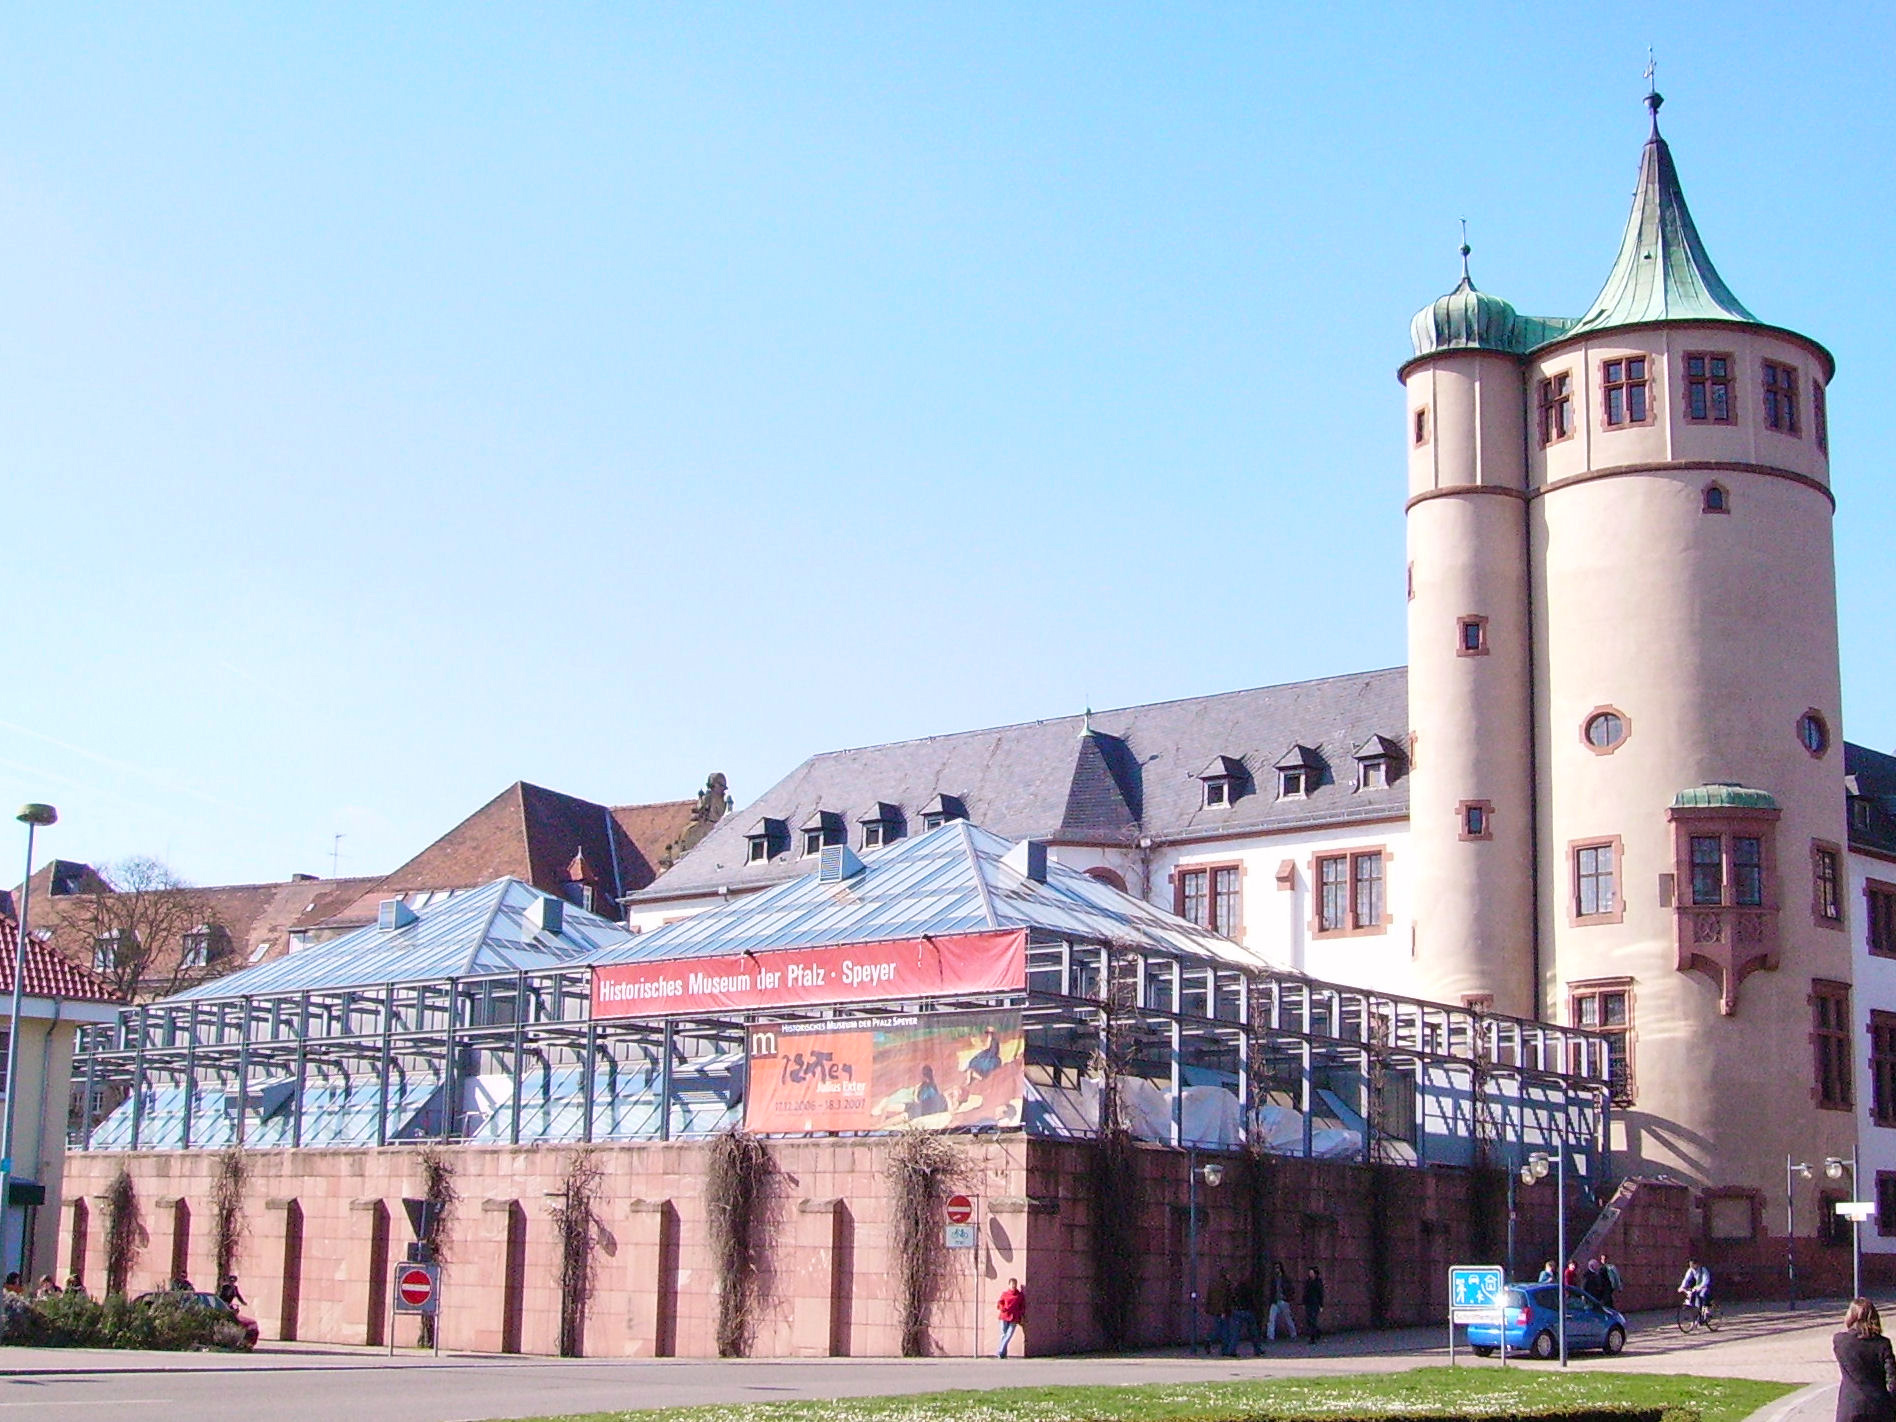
[1644,48,1663,132]
[1459,218,1471,282]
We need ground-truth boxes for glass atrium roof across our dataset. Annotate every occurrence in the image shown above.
[170,877,629,1001]
[582,820,1258,967]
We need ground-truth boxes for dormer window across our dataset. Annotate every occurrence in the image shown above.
[180,924,230,970]
[1273,745,1324,801]
[801,810,846,857]
[1352,735,1403,792]
[1197,755,1247,809]
[745,817,788,865]
[93,929,131,974]
[858,802,905,850]
[919,794,968,833]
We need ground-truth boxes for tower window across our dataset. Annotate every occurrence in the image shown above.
[1815,382,1829,452]
[1538,371,1574,445]
[1813,842,1843,926]
[1684,353,1735,424]
[1458,801,1493,841]
[1582,708,1629,753]
[1702,482,1730,514]
[1811,979,1853,1111]
[1413,406,1430,446]
[1601,355,1651,426]
[1457,616,1488,656]
[1571,980,1634,1105]
[1798,710,1830,757]
[1572,839,1620,923]
[1689,833,1765,907]
[1763,360,1800,434]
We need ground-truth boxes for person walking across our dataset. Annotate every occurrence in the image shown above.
[1266,1262,1299,1341]
[1206,1269,1235,1356]
[995,1277,1026,1358]
[1834,1298,1896,1422]
[1596,1253,1621,1311]
[1228,1273,1263,1357]
[1302,1265,1325,1345]
[1582,1258,1607,1303]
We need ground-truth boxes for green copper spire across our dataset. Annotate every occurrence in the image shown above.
[1566,91,1760,338]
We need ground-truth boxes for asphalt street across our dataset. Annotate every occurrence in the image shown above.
[0,1299,1854,1422]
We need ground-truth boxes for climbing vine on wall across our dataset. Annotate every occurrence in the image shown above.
[1085,942,1141,1350]
[706,1129,775,1358]
[103,1168,142,1298]
[887,1129,967,1357]
[211,1146,248,1281]
[1241,1143,1275,1286]
[416,1146,459,1347]
[553,1148,604,1358]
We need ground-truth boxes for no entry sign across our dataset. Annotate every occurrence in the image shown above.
[945,1194,975,1225]
[393,1261,439,1316]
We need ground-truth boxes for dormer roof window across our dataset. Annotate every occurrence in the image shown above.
[1353,735,1403,792]
[746,817,788,865]
[800,810,846,857]
[1197,754,1247,809]
[1273,745,1324,800]
[919,793,968,833]
[858,802,905,850]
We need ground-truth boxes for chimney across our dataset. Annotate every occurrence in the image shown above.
[1002,839,1049,883]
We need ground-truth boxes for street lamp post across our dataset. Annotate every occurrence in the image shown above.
[1186,1154,1225,1354]
[0,803,56,1278]
[1523,1148,1569,1367]
[1827,1151,1862,1300]
[1787,1157,1813,1311]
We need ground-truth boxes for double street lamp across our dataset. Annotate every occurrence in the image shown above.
[1824,1151,1863,1302]
[0,803,57,1276]
[1186,1153,1225,1354]
[1522,1147,1583,1368]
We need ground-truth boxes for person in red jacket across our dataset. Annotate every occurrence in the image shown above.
[996,1278,1026,1357]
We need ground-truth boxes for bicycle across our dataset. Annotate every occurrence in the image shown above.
[1676,1294,1719,1333]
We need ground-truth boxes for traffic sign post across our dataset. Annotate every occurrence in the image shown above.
[390,1260,441,1356]
[945,1223,977,1249]
[1448,1265,1506,1367]
[1838,1201,1877,1299]
[945,1194,974,1225]
[944,1194,980,1356]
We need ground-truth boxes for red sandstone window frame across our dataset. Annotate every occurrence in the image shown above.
[1811,978,1854,1112]
[1569,836,1624,926]
[1599,354,1655,429]
[1683,351,1736,424]
[1581,706,1630,755]
[1175,861,1243,938]
[1815,382,1829,452]
[1457,615,1489,657]
[1570,976,1635,1106]
[1413,406,1430,446]
[1879,1174,1896,1238]
[1763,359,1801,436]
[1871,1009,1896,1128]
[1701,1187,1762,1243]
[1798,710,1831,759]
[1311,847,1388,938]
[1812,840,1845,930]
[1702,481,1730,514]
[1458,800,1493,842]
[1538,370,1575,446]
[1867,879,1896,960]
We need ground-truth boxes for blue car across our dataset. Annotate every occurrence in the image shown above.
[1464,1284,1627,1359]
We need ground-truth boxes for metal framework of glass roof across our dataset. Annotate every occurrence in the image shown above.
[72,825,1613,1173]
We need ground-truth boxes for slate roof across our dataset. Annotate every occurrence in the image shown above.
[170,877,630,1001]
[0,918,122,1005]
[1847,743,1896,860]
[631,669,1408,903]
[589,821,1259,967]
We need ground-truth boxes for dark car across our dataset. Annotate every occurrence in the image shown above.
[131,1289,260,1349]
[1463,1283,1627,1359]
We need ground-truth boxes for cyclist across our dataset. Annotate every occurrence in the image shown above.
[1678,1258,1714,1323]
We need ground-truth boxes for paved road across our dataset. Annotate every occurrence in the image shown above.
[0,1299,1854,1422]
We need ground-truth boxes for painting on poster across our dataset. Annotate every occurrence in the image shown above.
[744,1008,1024,1135]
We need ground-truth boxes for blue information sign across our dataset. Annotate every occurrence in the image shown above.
[1449,1265,1504,1322]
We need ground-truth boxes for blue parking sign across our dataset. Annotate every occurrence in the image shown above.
[1449,1265,1503,1321]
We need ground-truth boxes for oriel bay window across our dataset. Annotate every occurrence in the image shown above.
[1314,849,1386,936]
[1669,791,1782,1014]
[1176,863,1242,937]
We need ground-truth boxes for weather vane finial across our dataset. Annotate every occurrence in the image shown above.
[1459,218,1471,282]
[1644,48,1663,131]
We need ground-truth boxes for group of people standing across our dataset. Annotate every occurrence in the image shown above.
[1536,1253,1623,1309]
[1203,1264,1325,1356]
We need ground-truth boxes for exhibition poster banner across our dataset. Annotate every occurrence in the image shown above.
[591,929,1026,1019]
[744,1007,1024,1134]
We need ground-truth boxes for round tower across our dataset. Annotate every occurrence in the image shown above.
[1531,93,1851,1230]
[1402,251,1539,1017]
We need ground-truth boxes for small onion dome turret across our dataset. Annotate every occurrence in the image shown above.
[1409,273,1522,358]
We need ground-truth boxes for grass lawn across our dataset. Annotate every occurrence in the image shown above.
[512,1366,1797,1422]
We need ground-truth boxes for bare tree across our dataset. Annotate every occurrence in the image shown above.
[52,856,235,1001]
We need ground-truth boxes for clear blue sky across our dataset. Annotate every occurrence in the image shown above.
[6,6,1892,887]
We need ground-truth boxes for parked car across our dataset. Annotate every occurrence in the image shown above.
[131,1289,261,1349]
[1464,1283,1626,1359]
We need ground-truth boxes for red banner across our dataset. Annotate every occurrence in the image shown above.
[590,929,1026,1019]
[745,1009,1024,1134]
